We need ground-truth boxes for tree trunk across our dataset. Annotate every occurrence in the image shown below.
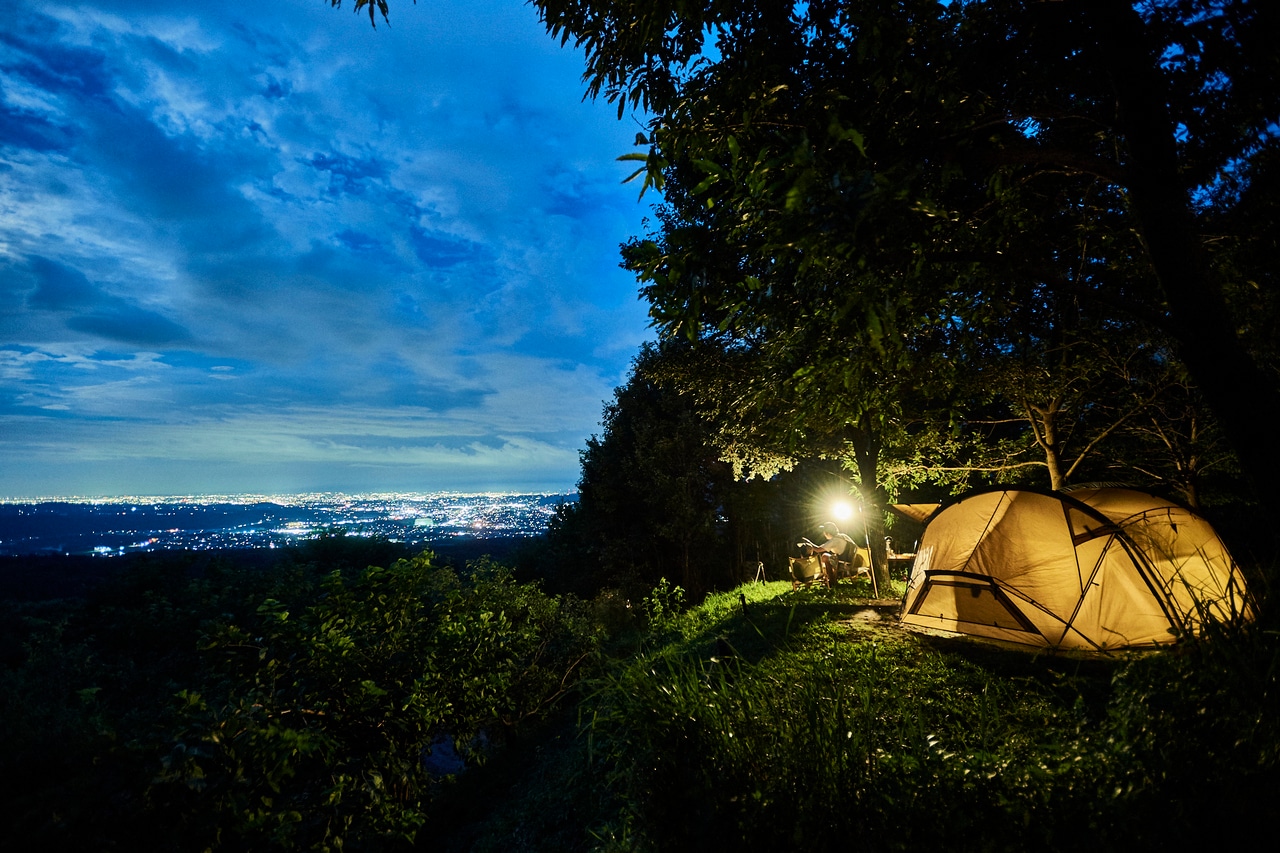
[1088,1,1280,518]
[850,415,891,595]
[1025,397,1067,491]
[680,539,695,600]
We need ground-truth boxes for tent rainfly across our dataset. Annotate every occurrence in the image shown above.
[889,503,941,524]
[899,487,1255,651]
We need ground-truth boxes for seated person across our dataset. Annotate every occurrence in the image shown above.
[813,522,857,582]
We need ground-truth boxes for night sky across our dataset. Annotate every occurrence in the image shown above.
[1,0,654,498]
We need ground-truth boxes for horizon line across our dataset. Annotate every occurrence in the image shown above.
[0,489,580,505]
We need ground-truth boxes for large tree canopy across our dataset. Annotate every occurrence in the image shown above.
[549,0,1280,508]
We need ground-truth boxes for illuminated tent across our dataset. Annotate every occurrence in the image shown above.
[899,487,1255,651]
[889,503,941,524]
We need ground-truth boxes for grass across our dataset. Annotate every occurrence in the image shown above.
[5,549,1273,852]
[453,578,1280,852]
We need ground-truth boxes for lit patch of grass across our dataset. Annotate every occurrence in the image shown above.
[571,581,1280,851]
[578,589,1094,850]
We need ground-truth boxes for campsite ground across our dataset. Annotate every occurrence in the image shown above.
[440,578,1277,852]
[2,547,1274,851]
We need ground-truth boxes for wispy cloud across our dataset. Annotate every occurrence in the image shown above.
[1,0,652,497]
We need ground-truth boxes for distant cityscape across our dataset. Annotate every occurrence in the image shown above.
[0,492,575,557]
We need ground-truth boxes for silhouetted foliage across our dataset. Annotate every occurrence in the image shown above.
[536,341,868,601]
[0,542,596,851]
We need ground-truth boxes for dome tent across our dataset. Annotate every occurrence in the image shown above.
[899,487,1255,651]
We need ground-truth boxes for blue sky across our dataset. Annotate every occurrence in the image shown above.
[0,0,654,498]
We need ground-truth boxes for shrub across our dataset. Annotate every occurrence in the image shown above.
[147,554,598,851]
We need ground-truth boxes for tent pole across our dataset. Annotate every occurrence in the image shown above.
[864,527,880,599]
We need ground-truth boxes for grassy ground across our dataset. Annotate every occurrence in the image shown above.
[4,553,1273,852]
[440,578,1280,852]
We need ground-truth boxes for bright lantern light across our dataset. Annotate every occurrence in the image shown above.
[831,501,854,523]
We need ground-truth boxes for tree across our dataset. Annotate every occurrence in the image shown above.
[538,0,1280,514]
[621,141,978,591]
[634,300,960,591]
[1104,368,1240,510]
[558,342,754,599]
[553,340,871,597]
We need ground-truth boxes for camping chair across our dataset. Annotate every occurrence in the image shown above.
[836,546,880,598]
[788,551,828,589]
[836,550,870,581]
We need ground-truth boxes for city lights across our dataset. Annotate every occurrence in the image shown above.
[0,492,573,556]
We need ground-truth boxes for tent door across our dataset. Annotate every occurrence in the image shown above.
[907,571,1041,635]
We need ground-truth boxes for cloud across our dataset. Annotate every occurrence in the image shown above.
[66,311,190,346]
[0,402,588,497]
[25,257,99,309]
[25,257,192,345]
[409,226,481,269]
[0,0,653,498]
[307,150,391,195]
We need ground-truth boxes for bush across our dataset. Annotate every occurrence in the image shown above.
[0,550,599,851]
[144,554,599,850]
